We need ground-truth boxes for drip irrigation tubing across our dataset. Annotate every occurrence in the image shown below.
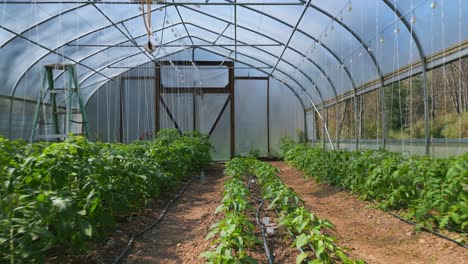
[248,175,275,264]
[385,209,468,249]
[256,199,275,264]
[113,178,194,264]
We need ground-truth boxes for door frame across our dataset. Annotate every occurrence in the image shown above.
[155,60,235,158]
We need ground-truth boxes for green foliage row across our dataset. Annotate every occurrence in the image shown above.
[280,138,468,235]
[202,158,259,264]
[233,157,360,264]
[0,129,212,263]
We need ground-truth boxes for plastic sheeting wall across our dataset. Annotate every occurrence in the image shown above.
[235,79,268,156]
[0,98,10,138]
[269,79,305,155]
[86,79,121,142]
[86,70,306,159]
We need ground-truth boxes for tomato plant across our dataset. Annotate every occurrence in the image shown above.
[280,138,468,235]
[228,157,361,264]
[0,129,212,263]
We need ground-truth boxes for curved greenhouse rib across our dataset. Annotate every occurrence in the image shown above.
[78,34,324,105]
[32,19,327,104]
[10,7,332,104]
[180,5,348,96]
[83,37,320,108]
[8,2,352,104]
[217,1,358,90]
[8,4,172,98]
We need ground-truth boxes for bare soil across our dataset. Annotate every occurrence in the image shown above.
[124,164,225,264]
[271,161,468,264]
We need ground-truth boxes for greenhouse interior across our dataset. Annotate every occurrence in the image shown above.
[0,0,467,263]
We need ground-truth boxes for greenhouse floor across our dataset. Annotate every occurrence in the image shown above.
[49,163,467,264]
[272,162,468,264]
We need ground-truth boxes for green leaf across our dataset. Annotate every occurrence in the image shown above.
[296,252,308,264]
[83,223,93,237]
[295,234,310,249]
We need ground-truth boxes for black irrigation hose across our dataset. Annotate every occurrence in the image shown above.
[255,199,275,264]
[385,210,468,249]
[248,175,275,264]
[113,179,194,264]
[367,199,467,249]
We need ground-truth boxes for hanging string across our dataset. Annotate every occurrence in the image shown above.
[140,0,153,44]
[457,0,462,155]
[441,0,449,156]
[409,0,414,152]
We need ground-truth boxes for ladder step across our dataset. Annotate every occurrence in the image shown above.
[48,88,68,94]
[44,63,73,70]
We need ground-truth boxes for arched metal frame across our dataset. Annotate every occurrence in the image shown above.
[87,46,314,145]
[0,0,446,154]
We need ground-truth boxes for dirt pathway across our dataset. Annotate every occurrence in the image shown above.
[272,161,468,264]
[122,164,225,264]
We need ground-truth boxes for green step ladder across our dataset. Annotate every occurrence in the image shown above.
[30,64,90,142]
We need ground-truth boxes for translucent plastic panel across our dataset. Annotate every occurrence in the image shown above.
[306,111,316,141]
[123,79,155,143]
[185,24,220,43]
[86,79,121,142]
[70,25,133,49]
[227,27,284,55]
[124,61,156,78]
[235,79,268,156]
[269,79,305,155]
[372,19,419,76]
[195,94,229,134]
[96,3,180,30]
[0,37,49,95]
[235,62,268,78]
[299,7,363,59]
[0,28,15,47]
[22,5,110,50]
[282,48,338,101]
[161,66,228,88]
[9,100,36,139]
[0,3,79,33]
[0,98,10,137]
[234,49,274,69]
[179,6,230,33]
[83,47,141,70]
[275,60,322,100]
[60,46,107,62]
[194,48,227,61]
[161,93,194,133]
[236,5,295,45]
[407,0,468,57]
[269,71,313,107]
[209,101,231,161]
